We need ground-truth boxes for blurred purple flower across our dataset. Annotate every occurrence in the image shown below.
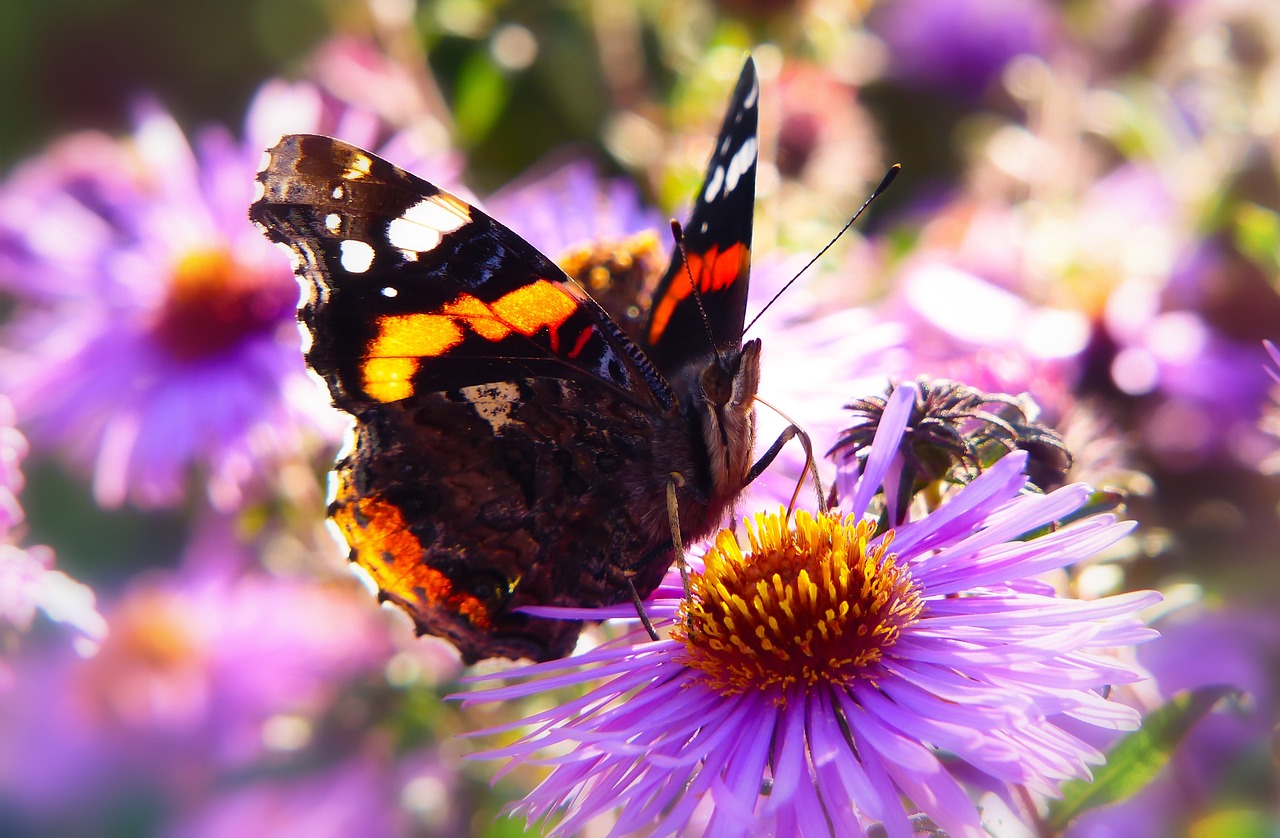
[305,35,452,141]
[487,158,664,258]
[746,285,905,512]
[1108,277,1274,470]
[0,81,452,510]
[1068,607,1280,836]
[171,754,401,838]
[880,259,1088,415]
[0,397,104,690]
[0,398,28,535]
[168,751,466,838]
[0,518,394,827]
[457,384,1160,836]
[871,0,1058,98]
[1263,341,1280,472]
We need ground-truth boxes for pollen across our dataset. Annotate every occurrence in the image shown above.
[674,509,923,701]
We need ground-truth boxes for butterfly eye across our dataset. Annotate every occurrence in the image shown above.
[700,361,733,406]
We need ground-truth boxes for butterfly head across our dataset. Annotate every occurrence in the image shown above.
[694,338,761,495]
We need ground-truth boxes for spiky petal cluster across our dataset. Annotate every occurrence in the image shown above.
[676,512,921,697]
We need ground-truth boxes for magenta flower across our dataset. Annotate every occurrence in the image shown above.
[0,82,452,510]
[455,384,1160,836]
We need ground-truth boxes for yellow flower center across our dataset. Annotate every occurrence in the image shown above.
[674,509,924,699]
[557,231,662,341]
[153,248,289,361]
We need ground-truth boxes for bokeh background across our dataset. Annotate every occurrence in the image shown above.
[1,0,1278,835]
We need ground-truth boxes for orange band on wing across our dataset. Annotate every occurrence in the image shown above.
[332,484,493,629]
[361,279,581,401]
[647,242,749,344]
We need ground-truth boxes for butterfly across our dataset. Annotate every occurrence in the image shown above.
[250,58,797,663]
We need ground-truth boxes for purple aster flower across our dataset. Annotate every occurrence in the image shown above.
[0,81,452,510]
[0,518,395,824]
[455,383,1161,836]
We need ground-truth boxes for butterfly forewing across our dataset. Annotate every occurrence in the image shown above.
[252,134,673,411]
[643,59,759,374]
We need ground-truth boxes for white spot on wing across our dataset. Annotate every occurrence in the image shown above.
[340,239,375,273]
[252,178,266,202]
[723,136,757,195]
[381,286,398,297]
[743,76,759,109]
[459,382,520,433]
[387,219,441,253]
[324,213,342,233]
[703,165,725,203]
[332,185,345,200]
[386,194,471,253]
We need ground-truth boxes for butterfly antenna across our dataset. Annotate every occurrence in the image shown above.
[743,164,900,336]
[670,219,721,358]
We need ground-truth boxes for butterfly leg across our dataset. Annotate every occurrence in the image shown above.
[666,473,693,596]
[625,577,661,641]
[746,424,828,516]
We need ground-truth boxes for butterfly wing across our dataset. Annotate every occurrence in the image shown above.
[252,134,675,413]
[251,135,686,663]
[642,58,759,374]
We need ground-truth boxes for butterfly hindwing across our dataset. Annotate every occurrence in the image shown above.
[643,59,759,375]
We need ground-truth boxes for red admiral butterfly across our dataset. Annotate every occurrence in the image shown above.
[251,58,794,663]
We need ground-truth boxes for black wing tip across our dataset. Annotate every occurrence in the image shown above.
[733,56,759,113]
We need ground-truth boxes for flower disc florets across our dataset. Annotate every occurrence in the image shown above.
[674,509,923,699]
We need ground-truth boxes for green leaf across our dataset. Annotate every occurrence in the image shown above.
[1047,684,1243,831]
[1188,808,1278,838]
[453,49,510,147]
[1235,203,1280,279]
